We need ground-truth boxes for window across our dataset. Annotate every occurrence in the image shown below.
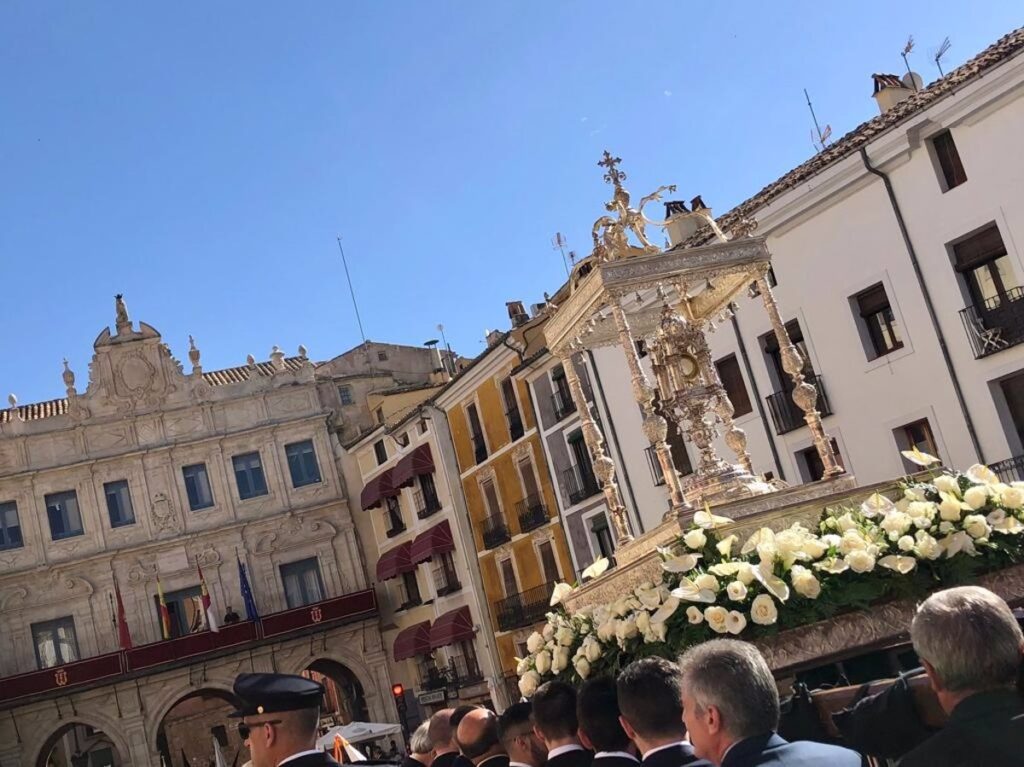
[373,439,388,465]
[32,617,79,669]
[280,557,325,608]
[896,419,940,473]
[467,403,486,463]
[433,551,461,594]
[0,501,23,550]
[953,225,1019,309]
[418,472,441,515]
[400,570,422,608]
[104,480,135,528]
[452,639,481,682]
[45,490,84,540]
[501,377,524,441]
[481,478,501,518]
[855,283,903,358]
[157,585,204,637]
[931,130,967,190]
[418,418,429,435]
[375,407,385,424]
[715,355,752,417]
[498,558,518,597]
[232,452,268,499]
[537,540,560,583]
[796,440,844,482]
[636,339,648,358]
[182,463,214,510]
[590,514,615,561]
[338,385,354,406]
[551,365,575,420]
[384,495,405,535]
[285,440,322,487]
[377,350,389,362]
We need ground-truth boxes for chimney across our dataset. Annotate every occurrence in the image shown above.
[485,329,503,346]
[506,300,529,328]
[664,199,710,247]
[872,73,918,114]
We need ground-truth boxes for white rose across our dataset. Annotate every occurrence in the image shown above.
[535,650,552,675]
[939,494,965,522]
[686,606,704,625]
[933,474,960,495]
[725,610,747,635]
[552,646,571,674]
[555,626,575,647]
[526,632,545,654]
[988,509,1007,525]
[597,618,617,643]
[790,565,821,599]
[914,532,942,560]
[516,657,531,675]
[939,521,954,533]
[583,636,602,663]
[726,581,748,602]
[648,620,667,643]
[574,656,591,679]
[635,610,651,636]
[897,535,915,552]
[611,599,630,618]
[880,511,912,540]
[839,530,868,554]
[963,514,991,539]
[750,594,778,626]
[704,606,729,634]
[904,487,925,502]
[684,529,707,550]
[800,537,828,560]
[845,550,876,573]
[635,587,662,611]
[964,485,989,510]
[542,623,555,641]
[907,501,938,521]
[835,513,858,532]
[616,616,638,644]
[518,670,540,697]
[1000,487,1024,509]
[694,573,720,593]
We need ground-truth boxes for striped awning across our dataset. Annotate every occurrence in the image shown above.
[360,469,395,511]
[392,443,435,488]
[410,519,455,566]
[393,621,432,661]
[375,541,413,581]
[429,606,474,650]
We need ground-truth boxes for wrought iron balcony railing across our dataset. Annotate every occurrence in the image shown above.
[959,287,1024,359]
[495,581,556,632]
[551,388,576,422]
[563,463,601,506]
[516,495,548,533]
[989,455,1024,484]
[432,565,462,596]
[421,656,483,690]
[482,512,511,549]
[764,374,833,436]
[413,488,442,519]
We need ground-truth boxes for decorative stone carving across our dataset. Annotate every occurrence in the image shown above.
[511,442,533,462]
[127,559,159,584]
[150,492,181,534]
[253,516,337,553]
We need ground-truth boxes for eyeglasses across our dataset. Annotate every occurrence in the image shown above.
[237,720,282,740]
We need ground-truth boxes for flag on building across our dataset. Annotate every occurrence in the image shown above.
[157,576,172,640]
[114,580,133,649]
[237,556,260,621]
[198,564,220,633]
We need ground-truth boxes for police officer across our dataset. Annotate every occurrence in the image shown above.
[232,672,340,767]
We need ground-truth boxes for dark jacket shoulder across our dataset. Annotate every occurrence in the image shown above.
[722,733,861,767]
[279,753,342,767]
[641,743,709,767]
[548,750,594,767]
[592,757,640,767]
[432,753,461,767]
[477,755,511,767]
[900,690,1024,767]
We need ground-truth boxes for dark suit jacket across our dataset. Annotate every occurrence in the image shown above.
[433,752,465,767]
[592,755,640,767]
[477,756,511,767]
[641,743,708,767]
[900,689,1024,767]
[278,752,342,767]
[548,748,594,767]
[720,733,861,767]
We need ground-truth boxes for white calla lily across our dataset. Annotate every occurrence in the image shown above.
[878,555,917,574]
[751,560,790,602]
[901,446,940,467]
[670,578,717,604]
[860,493,895,518]
[694,503,732,530]
[550,582,575,607]
[814,558,849,574]
[741,527,775,557]
[651,596,680,624]
[965,464,999,486]
[716,534,739,558]
[660,552,702,573]
[581,557,610,580]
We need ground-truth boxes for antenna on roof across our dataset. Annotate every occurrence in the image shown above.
[337,236,369,350]
[552,232,570,277]
[934,36,952,77]
[803,89,831,153]
[901,36,918,90]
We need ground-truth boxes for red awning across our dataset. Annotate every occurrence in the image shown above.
[360,469,395,511]
[392,443,435,488]
[429,606,474,649]
[375,541,413,581]
[393,621,432,661]
[410,519,456,565]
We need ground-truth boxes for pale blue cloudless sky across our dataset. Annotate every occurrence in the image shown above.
[2,1,1021,401]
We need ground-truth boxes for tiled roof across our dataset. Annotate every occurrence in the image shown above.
[677,26,1024,249]
[1,356,307,424]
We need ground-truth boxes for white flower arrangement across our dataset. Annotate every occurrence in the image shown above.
[515,464,1024,690]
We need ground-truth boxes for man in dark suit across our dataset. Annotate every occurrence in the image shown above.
[430,708,477,767]
[900,586,1024,767]
[456,708,510,767]
[230,672,341,767]
[617,658,708,767]
[498,702,547,767]
[577,677,639,767]
[532,681,593,767]
[678,640,861,767]
[403,722,434,767]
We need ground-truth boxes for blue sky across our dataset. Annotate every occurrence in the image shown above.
[2,2,1020,402]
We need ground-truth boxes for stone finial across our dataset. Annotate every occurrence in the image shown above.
[114,293,131,335]
[298,344,308,359]
[246,354,256,368]
[7,393,16,408]
[62,359,76,393]
[270,345,285,372]
[188,335,202,374]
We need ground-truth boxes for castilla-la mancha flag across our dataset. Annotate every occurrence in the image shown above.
[198,564,220,632]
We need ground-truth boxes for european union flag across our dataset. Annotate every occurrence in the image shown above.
[237,556,260,621]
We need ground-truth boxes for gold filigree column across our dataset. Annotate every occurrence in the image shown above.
[756,273,843,478]
[610,303,690,517]
[558,348,633,545]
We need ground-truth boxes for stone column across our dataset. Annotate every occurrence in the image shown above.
[757,274,843,478]
[610,303,690,517]
[558,348,632,545]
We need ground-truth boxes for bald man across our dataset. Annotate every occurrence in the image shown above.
[456,709,509,767]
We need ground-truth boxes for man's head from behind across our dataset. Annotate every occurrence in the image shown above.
[231,672,325,767]
[457,708,505,765]
[911,585,1024,712]
[577,676,632,755]
[410,721,434,765]
[498,702,546,767]
[616,657,686,754]
[429,708,458,755]
[678,639,780,766]
[530,681,579,749]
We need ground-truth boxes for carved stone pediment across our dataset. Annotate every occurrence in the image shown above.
[0,571,94,610]
[252,515,338,553]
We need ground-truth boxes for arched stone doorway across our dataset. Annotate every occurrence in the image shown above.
[156,688,243,767]
[303,658,369,726]
[34,722,126,767]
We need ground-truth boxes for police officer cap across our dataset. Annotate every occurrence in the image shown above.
[230,672,324,717]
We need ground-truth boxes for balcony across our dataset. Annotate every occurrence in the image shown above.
[764,374,833,436]
[516,495,548,533]
[0,589,377,706]
[959,287,1024,358]
[385,507,407,538]
[472,433,488,464]
[563,463,600,506]
[433,565,462,597]
[551,388,576,422]
[421,656,483,690]
[990,455,1024,483]
[414,488,442,519]
[502,672,524,703]
[495,581,555,632]
[482,512,511,549]
[645,445,666,486]
[507,408,525,441]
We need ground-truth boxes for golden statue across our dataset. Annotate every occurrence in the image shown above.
[591,151,677,261]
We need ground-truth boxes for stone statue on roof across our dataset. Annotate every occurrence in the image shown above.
[591,151,677,261]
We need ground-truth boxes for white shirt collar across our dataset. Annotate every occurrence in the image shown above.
[549,745,585,760]
[641,742,686,760]
[478,756,508,767]
[594,752,639,762]
[510,762,534,767]
[278,750,324,766]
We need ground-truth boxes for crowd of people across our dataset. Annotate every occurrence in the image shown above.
[227,585,1023,767]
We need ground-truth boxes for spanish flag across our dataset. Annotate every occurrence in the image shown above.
[157,576,172,640]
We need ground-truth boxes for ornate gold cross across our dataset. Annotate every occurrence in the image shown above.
[598,150,626,188]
